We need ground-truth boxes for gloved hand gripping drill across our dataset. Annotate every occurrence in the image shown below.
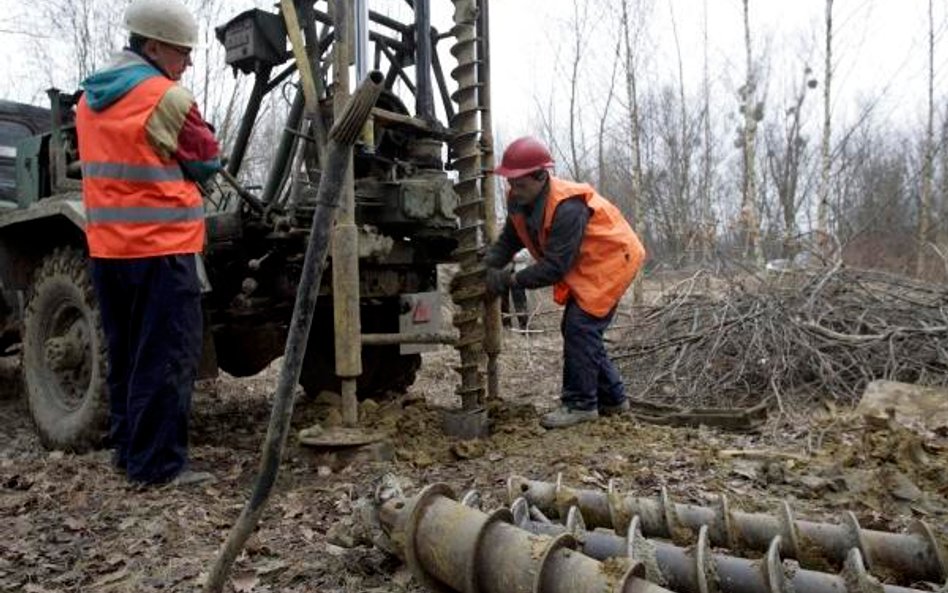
[485,264,516,297]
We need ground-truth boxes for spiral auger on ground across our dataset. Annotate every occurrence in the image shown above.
[377,484,675,593]
[506,475,948,586]
[448,0,487,417]
[502,496,931,593]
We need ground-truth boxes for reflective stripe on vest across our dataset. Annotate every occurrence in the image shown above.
[509,177,645,317]
[81,162,185,183]
[86,205,205,224]
[77,75,205,259]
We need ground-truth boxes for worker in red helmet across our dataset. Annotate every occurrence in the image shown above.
[484,136,646,429]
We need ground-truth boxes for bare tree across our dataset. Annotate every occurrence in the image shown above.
[33,0,123,88]
[566,0,591,180]
[817,0,833,249]
[699,0,716,265]
[738,0,763,265]
[916,0,935,275]
[620,0,648,302]
[765,66,817,256]
[668,1,696,263]
[940,102,948,244]
[596,37,622,191]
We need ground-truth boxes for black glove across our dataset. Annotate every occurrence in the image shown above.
[485,267,513,296]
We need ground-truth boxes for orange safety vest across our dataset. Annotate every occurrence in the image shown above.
[510,177,645,317]
[76,76,204,258]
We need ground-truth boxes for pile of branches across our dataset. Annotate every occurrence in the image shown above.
[612,264,948,409]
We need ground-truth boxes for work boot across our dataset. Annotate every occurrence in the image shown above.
[169,469,216,487]
[599,400,630,417]
[540,406,599,429]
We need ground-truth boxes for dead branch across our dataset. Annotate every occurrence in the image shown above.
[612,264,948,408]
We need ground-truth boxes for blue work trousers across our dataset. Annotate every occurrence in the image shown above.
[91,255,202,484]
[561,299,626,411]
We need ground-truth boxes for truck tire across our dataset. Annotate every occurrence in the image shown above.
[23,248,108,451]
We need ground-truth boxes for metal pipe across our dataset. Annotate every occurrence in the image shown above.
[227,66,271,177]
[378,484,674,593]
[448,0,487,412]
[361,332,456,346]
[508,500,929,593]
[203,72,384,593]
[380,45,416,93]
[313,8,408,51]
[263,62,298,94]
[477,0,502,402]
[331,0,361,428]
[430,36,456,122]
[355,0,370,81]
[259,89,306,205]
[218,169,265,214]
[414,0,436,121]
[507,475,948,585]
[369,10,411,34]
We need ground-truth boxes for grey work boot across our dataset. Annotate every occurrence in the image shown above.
[169,469,216,487]
[599,400,630,417]
[540,406,599,429]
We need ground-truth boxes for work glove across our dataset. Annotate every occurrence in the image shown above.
[485,266,513,296]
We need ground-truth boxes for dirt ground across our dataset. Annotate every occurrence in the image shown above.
[1,294,947,593]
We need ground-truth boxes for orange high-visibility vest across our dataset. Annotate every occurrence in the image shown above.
[76,76,204,258]
[510,177,645,317]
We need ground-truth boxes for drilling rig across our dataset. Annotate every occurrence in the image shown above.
[0,0,501,449]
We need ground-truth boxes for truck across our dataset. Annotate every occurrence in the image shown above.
[0,0,496,450]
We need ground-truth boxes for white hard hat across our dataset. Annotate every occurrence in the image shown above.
[124,0,199,49]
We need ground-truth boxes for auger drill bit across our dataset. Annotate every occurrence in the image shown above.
[505,497,933,593]
[507,475,948,585]
[447,0,487,416]
[377,484,675,593]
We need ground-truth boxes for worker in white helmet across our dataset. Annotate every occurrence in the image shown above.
[75,0,220,486]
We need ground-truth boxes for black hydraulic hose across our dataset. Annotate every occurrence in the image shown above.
[259,88,306,205]
[203,70,385,593]
[226,65,271,177]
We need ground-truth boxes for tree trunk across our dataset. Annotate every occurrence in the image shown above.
[621,0,645,303]
[916,0,935,276]
[597,37,622,191]
[701,0,715,267]
[740,0,763,266]
[567,0,588,180]
[670,2,693,264]
[818,0,833,253]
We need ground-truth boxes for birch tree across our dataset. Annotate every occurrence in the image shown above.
[699,0,715,265]
[738,0,763,265]
[566,0,591,180]
[669,1,696,262]
[817,0,833,252]
[916,0,935,275]
[620,0,648,302]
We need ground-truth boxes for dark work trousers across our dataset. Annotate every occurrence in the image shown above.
[90,255,202,484]
[560,299,626,411]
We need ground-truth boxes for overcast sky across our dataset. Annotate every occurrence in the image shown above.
[0,0,944,138]
[487,0,947,138]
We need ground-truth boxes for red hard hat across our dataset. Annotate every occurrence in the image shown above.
[494,136,554,178]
